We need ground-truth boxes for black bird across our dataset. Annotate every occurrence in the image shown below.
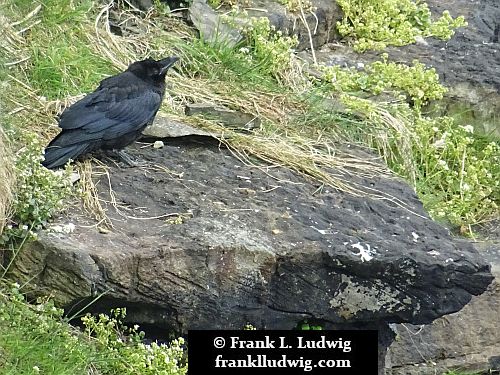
[42,56,179,169]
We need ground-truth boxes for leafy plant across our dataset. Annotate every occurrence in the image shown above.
[320,54,447,108]
[314,60,499,232]
[0,283,186,375]
[1,132,73,245]
[221,11,298,77]
[82,308,187,375]
[336,0,467,51]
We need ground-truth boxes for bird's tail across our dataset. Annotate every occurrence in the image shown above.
[42,140,91,169]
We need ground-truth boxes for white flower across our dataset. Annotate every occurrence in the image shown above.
[22,225,29,231]
[239,47,250,54]
[33,366,40,372]
[432,132,448,149]
[438,160,449,170]
[460,124,474,133]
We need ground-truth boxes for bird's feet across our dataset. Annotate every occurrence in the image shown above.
[107,149,148,167]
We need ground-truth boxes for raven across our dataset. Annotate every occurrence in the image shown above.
[42,56,179,169]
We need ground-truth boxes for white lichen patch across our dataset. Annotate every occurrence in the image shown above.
[310,226,335,235]
[330,275,412,319]
[411,232,419,242]
[48,222,76,234]
[350,242,375,262]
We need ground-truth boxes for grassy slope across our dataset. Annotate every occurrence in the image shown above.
[2,0,498,229]
[0,0,498,374]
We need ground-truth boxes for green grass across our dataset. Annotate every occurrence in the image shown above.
[4,0,115,99]
[0,283,186,375]
[1,0,498,233]
[29,35,113,99]
[0,286,100,374]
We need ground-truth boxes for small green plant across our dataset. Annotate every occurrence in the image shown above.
[297,320,323,330]
[415,118,499,231]
[336,0,467,51]
[1,132,73,245]
[82,308,187,375]
[221,11,298,77]
[320,54,447,108]
[0,283,187,374]
[277,0,314,12]
[208,0,233,7]
[0,282,96,374]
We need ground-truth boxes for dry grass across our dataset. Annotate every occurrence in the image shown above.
[87,3,406,198]
[78,160,113,229]
[0,15,20,231]
[1,0,421,224]
[0,127,15,236]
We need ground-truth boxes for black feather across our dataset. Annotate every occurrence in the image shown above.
[42,56,179,169]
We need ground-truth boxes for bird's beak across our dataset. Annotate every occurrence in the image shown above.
[159,56,179,75]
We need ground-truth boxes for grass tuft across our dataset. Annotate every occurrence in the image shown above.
[0,127,15,237]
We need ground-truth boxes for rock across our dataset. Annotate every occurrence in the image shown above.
[388,240,500,375]
[142,115,214,139]
[315,0,500,137]
[128,0,153,11]
[244,0,342,51]
[7,138,493,375]
[153,141,164,149]
[185,103,261,130]
[189,0,243,48]
[188,0,342,52]
[393,0,500,137]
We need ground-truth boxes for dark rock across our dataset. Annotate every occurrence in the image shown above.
[188,0,342,52]
[490,355,500,371]
[8,139,492,328]
[388,240,500,374]
[244,0,342,51]
[394,0,500,137]
[128,0,153,11]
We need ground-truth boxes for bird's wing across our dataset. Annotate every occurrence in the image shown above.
[57,83,162,142]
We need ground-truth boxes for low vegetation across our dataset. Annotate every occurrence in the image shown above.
[0,282,186,374]
[0,0,498,373]
[0,127,14,238]
[336,0,467,51]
